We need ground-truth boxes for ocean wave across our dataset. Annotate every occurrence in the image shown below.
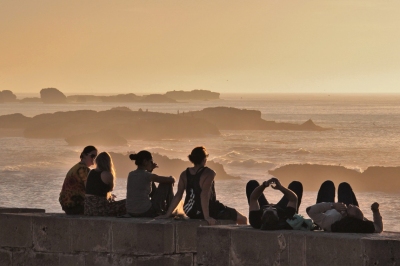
[291,148,311,155]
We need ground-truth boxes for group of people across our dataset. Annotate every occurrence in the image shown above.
[59,145,383,234]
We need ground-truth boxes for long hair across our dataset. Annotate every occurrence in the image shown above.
[331,217,375,233]
[95,152,116,178]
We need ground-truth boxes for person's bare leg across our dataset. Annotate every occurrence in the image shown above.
[236,211,248,225]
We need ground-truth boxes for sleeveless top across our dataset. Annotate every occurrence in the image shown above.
[126,169,153,214]
[85,170,111,197]
[183,167,220,219]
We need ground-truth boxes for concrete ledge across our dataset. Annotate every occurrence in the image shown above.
[0,207,45,213]
[197,225,400,266]
[0,212,233,266]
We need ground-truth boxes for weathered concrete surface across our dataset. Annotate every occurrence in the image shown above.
[0,213,233,266]
[0,207,45,213]
[197,225,400,266]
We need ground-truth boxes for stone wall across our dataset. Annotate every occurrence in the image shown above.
[197,225,400,266]
[0,212,231,266]
[1,212,400,266]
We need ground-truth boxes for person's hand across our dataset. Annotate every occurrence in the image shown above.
[152,162,158,171]
[270,178,282,190]
[371,202,380,213]
[262,180,270,188]
[333,202,347,212]
[205,217,217,225]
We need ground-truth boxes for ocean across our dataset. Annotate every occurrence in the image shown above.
[0,93,399,232]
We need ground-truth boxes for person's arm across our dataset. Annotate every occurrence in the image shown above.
[150,174,175,184]
[156,172,185,218]
[270,178,297,209]
[249,181,270,211]
[306,202,346,231]
[371,202,383,233]
[200,169,217,225]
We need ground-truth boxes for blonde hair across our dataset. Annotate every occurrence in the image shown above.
[95,152,116,178]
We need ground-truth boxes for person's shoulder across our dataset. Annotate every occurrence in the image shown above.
[203,167,216,176]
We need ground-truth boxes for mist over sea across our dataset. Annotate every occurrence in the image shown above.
[0,93,399,232]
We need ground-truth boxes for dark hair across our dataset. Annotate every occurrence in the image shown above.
[260,210,280,230]
[129,150,152,166]
[80,145,97,159]
[188,146,208,165]
[331,217,375,233]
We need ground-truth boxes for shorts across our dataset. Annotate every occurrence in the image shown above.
[214,205,238,221]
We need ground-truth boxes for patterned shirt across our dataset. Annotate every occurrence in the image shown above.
[59,162,90,210]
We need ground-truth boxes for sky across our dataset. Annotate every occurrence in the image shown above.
[1,1,400,95]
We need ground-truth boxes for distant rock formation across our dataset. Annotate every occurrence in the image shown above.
[109,152,238,180]
[0,90,17,103]
[184,107,330,131]
[40,88,67,103]
[101,94,141,103]
[269,164,400,193]
[20,109,220,140]
[0,113,31,128]
[165,90,220,101]
[65,130,128,146]
[140,94,176,103]
[19,97,42,103]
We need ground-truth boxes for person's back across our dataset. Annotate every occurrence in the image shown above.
[86,169,110,197]
[126,169,153,214]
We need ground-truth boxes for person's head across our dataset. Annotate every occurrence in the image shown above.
[95,152,115,177]
[188,146,209,166]
[331,216,375,233]
[260,205,280,230]
[129,150,153,171]
[346,204,364,220]
[80,145,98,167]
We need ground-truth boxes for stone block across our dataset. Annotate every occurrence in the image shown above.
[230,227,290,266]
[175,219,234,253]
[0,213,32,247]
[70,217,112,252]
[112,218,175,255]
[0,207,45,214]
[175,220,208,253]
[135,254,194,266]
[58,253,86,266]
[305,232,363,266]
[362,234,400,265]
[197,226,232,266]
[286,231,307,266]
[32,215,71,253]
[12,249,59,266]
[0,248,11,266]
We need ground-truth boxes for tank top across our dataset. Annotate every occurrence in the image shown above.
[183,167,218,219]
[85,170,110,197]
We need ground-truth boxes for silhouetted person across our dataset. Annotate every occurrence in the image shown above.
[126,150,175,217]
[59,145,97,215]
[246,178,304,230]
[306,180,383,233]
[158,146,247,225]
[84,152,126,216]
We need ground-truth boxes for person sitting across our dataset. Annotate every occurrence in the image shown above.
[306,180,383,233]
[59,145,97,215]
[247,177,305,230]
[126,150,175,218]
[158,146,247,225]
[84,152,126,216]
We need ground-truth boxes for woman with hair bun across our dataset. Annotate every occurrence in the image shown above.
[158,146,248,225]
[126,150,175,217]
[84,152,126,216]
[59,145,98,215]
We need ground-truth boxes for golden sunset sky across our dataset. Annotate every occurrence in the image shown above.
[1,1,399,94]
